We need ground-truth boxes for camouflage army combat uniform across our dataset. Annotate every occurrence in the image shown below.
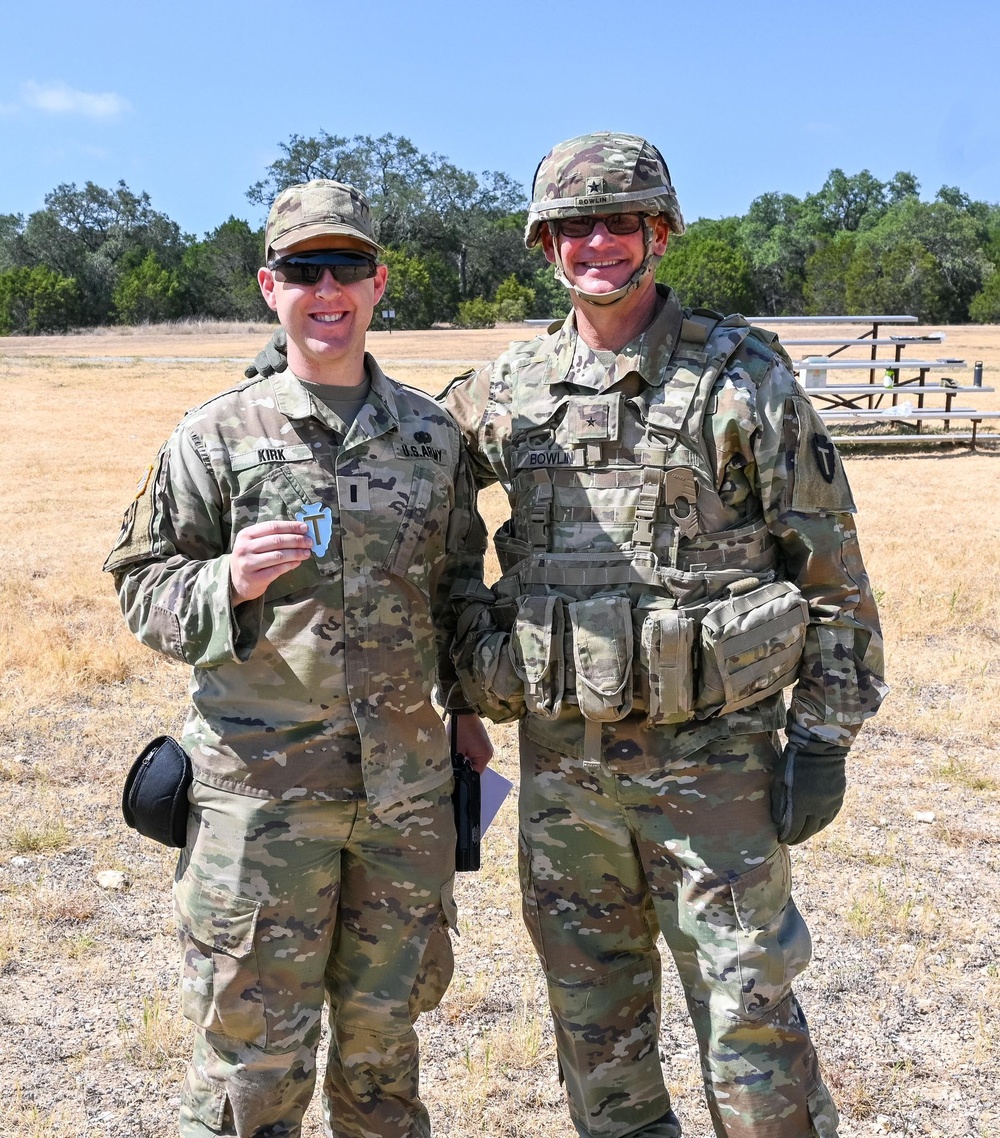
[107,354,485,1136]
[440,133,886,1138]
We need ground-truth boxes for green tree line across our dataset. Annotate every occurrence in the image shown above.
[657,169,1000,323]
[3,137,1000,335]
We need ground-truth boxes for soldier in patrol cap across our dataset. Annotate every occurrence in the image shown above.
[105,178,492,1138]
[438,132,887,1138]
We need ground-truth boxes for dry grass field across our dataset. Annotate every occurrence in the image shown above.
[1,320,998,1138]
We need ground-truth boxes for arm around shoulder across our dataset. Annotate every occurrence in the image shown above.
[437,363,507,490]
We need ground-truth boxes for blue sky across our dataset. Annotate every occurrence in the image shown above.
[3,0,998,239]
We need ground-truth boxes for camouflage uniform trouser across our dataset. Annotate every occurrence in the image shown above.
[518,725,839,1138]
[173,781,457,1138]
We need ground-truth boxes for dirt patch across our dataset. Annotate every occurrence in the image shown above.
[1,326,998,1137]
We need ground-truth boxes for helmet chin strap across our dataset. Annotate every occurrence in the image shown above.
[548,218,659,307]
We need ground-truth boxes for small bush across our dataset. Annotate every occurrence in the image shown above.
[493,275,535,323]
[456,297,498,328]
[0,266,80,334]
[970,273,1000,323]
[113,251,182,325]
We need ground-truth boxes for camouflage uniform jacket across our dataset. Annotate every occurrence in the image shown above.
[106,355,486,809]
[441,286,886,763]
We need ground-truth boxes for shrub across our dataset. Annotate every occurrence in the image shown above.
[493,275,535,323]
[969,273,1000,323]
[373,248,436,330]
[112,251,182,324]
[456,297,498,328]
[0,266,80,334]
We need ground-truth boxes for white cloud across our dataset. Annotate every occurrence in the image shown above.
[19,80,130,119]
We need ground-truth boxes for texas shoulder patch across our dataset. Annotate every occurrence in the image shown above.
[811,433,837,483]
[788,397,856,514]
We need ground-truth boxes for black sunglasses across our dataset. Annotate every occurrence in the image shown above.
[270,250,378,286]
[556,213,645,238]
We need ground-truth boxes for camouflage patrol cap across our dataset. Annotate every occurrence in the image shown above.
[525,131,685,248]
[265,179,380,260]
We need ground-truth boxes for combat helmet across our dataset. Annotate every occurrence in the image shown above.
[525,131,685,306]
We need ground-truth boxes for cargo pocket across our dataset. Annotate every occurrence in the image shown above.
[806,1082,840,1137]
[174,877,266,1046]
[697,580,808,717]
[104,451,166,574]
[639,607,696,726]
[510,595,565,720]
[181,1067,229,1133]
[517,832,547,968]
[568,595,634,722]
[409,876,458,1017]
[731,845,811,1021]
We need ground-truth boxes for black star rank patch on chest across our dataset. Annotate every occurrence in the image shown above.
[811,433,837,483]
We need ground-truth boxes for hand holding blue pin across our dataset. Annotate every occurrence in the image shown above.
[295,504,333,558]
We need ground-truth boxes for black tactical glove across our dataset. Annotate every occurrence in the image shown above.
[771,723,849,845]
[244,327,289,379]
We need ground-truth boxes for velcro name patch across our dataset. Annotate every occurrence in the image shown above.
[231,443,314,472]
[515,445,586,470]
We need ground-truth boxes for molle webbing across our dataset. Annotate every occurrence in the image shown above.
[509,309,752,561]
[547,467,649,490]
[626,313,727,551]
[529,469,553,551]
[633,467,663,547]
[725,608,804,661]
[516,552,757,593]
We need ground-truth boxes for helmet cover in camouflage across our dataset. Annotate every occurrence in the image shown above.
[265,179,380,261]
[524,131,685,249]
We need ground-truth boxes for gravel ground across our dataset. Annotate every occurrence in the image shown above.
[2,697,997,1138]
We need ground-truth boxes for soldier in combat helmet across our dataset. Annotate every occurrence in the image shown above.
[106,179,491,1137]
[439,132,886,1138]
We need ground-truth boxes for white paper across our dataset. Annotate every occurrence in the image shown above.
[480,767,514,833]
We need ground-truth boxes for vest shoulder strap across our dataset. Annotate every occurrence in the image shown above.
[678,306,727,349]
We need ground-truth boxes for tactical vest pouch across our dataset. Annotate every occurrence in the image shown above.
[568,595,634,722]
[696,581,809,717]
[510,595,565,720]
[493,519,531,576]
[460,630,525,723]
[639,609,697,726]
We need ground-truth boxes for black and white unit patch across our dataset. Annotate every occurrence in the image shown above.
[811,433,837,483]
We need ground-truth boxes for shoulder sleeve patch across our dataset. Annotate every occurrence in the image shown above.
[104,453,164,574]
[787,397,856,515]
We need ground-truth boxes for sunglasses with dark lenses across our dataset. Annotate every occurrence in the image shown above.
[556,213,645,238]
[270,250,378,286]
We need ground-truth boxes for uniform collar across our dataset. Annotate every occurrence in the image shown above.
[551,285,685,391]
[268,353,399,442]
